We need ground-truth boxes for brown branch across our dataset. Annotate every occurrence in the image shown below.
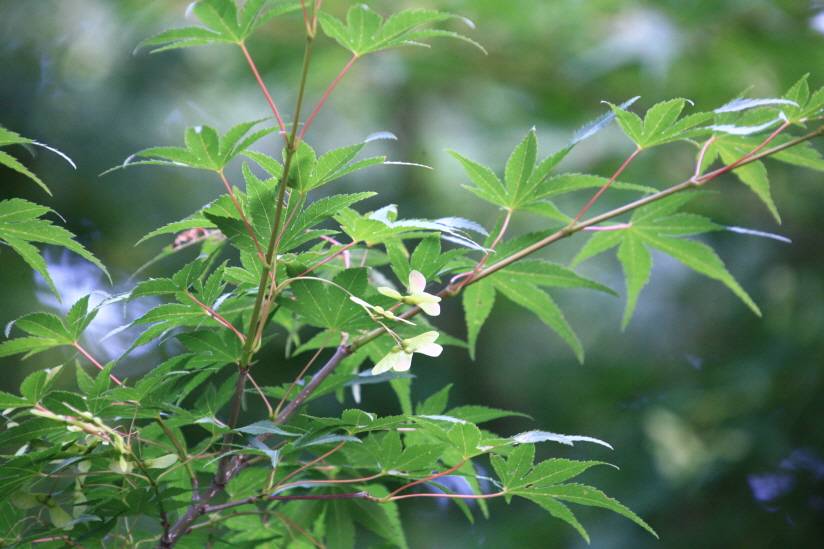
[205,491,376,514]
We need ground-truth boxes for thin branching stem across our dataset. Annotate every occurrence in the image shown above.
[299,54,359,140]
[692,136,717,181]
[72,342,123,386]
[165,31,323,548]
[155,418,198,497]
[217,170,268,262]
[387,459,466,498]
[133,458,171,539]
[273,441,347,488]
[185,291,246,343]
[273,345,326,417]
[204,487,507,515]
[298,241,357,277]
[247,371,274,418]
[240,42,287,134]
[572,145,643,223]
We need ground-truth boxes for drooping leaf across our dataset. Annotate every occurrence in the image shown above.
[572,193,755,327]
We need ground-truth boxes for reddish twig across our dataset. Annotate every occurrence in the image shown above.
[388,490,505,502]
[72,342,123,386]
[240,42,287,134]
[275,441,347,487]
[583,223,632,232]
[218,170,268,263]
[185,291,246,344]
[299,0,310,32]
[299,54,359,140]
[572,146,642,223]
[299,241,356,277]
[311,0,324,36]
[388,460,466,498]
[697,120,791,183]
[458,208,513,289]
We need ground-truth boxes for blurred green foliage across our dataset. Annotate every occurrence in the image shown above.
[1,0,823,546]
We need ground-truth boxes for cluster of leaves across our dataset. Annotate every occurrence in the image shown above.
[2,1,824,547]
[0,126,107,297]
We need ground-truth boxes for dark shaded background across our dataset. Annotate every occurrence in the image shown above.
[2,1,824,547]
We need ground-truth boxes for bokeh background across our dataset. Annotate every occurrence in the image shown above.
[2,0,824,547]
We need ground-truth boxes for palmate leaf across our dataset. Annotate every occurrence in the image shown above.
[490,446,654,542]
[451,128,653,213]
[493,278,583,362]
[286,268,373,331]
[279,192,377,251]
[318,5,484,57]
[126,261,237,351]
[351,485,409,549]
[107,120,275,174]
[608,98,712,149]
[701,132,824,222]
[335,205,488,251]
[516,484,658,540]
[244,139,388,193]
[0,198,108,297]
[139,0,302,53]
[572,193,756,328]
[0,151,51,196]
[615,233,652,328]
